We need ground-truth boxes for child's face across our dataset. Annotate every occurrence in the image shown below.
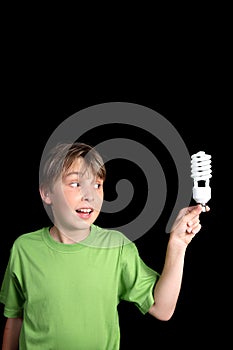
[48,157,104,233]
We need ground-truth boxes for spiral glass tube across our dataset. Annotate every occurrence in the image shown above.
[191,151,212,211]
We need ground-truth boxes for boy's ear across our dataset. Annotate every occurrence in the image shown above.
[39,187,52,204]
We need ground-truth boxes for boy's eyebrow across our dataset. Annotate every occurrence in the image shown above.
[64,171,103,181]
[65,171,96,178]
[65,172,83,177]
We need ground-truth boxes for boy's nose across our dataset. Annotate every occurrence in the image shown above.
[81,185,94,202]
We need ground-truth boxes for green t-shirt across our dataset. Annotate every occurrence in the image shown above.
[0,225,160,350]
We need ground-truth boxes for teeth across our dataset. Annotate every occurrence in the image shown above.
[78,209,92,213]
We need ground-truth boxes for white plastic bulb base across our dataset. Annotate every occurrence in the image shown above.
[192,186,211,211]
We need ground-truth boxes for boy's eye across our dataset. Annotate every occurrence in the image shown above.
[94,183,102,189]
[70,182,102,189]
[70,182,80,188]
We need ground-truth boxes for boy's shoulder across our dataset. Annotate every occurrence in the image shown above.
[91,224,134,248]
[12,227,48,248]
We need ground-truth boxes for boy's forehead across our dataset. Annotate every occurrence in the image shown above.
[68,157,85,170]
[64,158,95,178]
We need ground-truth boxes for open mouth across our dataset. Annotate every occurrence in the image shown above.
[76,208,94,219]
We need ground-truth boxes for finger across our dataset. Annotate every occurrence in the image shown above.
[186,205,202,212]
[187,218,200,228]
[186,222,199,233]
[185,205,202,220]
[178,205,201,220]
[191,223,202,234]
[186,223,201,234]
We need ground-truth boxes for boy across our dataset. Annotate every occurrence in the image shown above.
[0,142,208,349]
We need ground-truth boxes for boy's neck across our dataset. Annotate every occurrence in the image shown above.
[50,226,90,244]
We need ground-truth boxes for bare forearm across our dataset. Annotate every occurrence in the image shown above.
[149,238,186,320]
[149,205,206,320]
[2,317,22,350]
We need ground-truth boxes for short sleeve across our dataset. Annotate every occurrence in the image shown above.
[119,243,160,314]
[0,246,25,318]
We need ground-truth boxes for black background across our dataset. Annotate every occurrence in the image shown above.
[0,13,228,348]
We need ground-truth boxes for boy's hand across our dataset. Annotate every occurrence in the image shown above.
[170,204,210,245]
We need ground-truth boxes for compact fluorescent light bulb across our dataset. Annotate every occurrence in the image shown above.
[190,151,212,212]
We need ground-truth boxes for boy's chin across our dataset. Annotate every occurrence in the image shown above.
[76,218,93,229]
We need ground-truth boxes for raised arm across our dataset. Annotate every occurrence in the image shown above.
[2,317,22,350]
[148,204,208,320]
